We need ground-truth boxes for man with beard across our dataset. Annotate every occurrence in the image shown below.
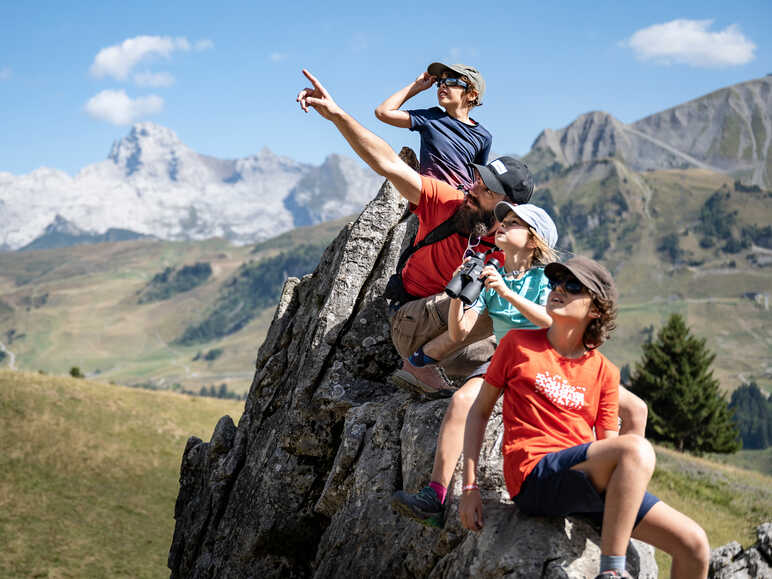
[297,69,534,395]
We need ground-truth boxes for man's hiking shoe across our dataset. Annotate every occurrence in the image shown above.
[391,486,444,528]
[594,571,632,579]
[390,360,454,399]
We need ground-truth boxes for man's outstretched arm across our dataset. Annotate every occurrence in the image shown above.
[297,69,422,205]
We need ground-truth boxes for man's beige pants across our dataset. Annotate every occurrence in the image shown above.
[390,292,495,377]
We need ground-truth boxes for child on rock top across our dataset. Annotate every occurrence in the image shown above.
[375,62,491,189]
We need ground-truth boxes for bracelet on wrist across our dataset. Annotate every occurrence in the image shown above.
[462,484,479,492]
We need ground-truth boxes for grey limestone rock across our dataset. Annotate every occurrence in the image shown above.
[709,523,772,578]
[168,166,658,577]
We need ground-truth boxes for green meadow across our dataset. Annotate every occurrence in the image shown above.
[0,369,244,578]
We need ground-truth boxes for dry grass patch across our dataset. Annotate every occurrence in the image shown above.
[648,445,772,578]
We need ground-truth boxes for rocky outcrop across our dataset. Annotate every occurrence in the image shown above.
[709,523,772,578]
[528,111,711,175]
[168,174,657,577]
[526,76,772,188]
[634,77,772,188]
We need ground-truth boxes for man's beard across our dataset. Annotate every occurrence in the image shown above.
[452,197,496,238]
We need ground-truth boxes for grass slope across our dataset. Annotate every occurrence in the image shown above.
[0,369,243,578]
[648,446,772,577]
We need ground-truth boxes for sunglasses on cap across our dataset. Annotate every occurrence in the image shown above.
[548,277,586,295]
[437,77,470,90]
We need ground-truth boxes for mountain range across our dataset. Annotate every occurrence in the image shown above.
[525,76,772,187]
[0,123,381,251]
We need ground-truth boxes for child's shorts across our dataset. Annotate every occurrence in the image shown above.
[513,442,659,528]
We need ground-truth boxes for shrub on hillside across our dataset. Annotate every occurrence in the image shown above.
[630,313,740,454]
[742,224,772,249]
[203,348,223,361]
[729,382,772,449]
[657,233,683,264]
[137,262,212,304]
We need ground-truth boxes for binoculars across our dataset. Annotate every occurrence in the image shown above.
[445,252,501,305]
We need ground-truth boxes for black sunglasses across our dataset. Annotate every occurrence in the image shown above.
[548,277,585,295]
[437,77,470,90]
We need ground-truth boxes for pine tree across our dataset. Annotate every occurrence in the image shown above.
[630,313,740,453]
[729,382,771,449]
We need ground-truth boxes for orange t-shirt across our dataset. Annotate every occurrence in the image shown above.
[484,328,619,498]
[401,177,501,298]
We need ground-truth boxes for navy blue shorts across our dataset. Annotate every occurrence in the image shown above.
[467,359,491,379]
[513,442,659,528]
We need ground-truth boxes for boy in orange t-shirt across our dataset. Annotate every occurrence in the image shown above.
[460,256,710,579]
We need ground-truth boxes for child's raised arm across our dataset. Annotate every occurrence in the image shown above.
[374,72,436,128]
[448,296,481,343]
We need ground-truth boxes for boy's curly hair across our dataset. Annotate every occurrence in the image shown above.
[583,292,617,350]
[459,75,481,108]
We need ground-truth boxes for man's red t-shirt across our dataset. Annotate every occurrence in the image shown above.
[484,328,620,498]
[401,176,500,298]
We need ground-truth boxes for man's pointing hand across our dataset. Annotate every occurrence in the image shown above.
[296,69,342,120]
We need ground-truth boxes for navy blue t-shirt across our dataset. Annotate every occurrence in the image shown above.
[409,107,492,188]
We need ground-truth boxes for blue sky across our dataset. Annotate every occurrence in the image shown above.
[1,0,770,175]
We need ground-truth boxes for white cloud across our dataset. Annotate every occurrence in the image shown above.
[627,19,755,67]
[0,66,10,80]
[269,52,287,62]
[134,71,176,87]
[90,35,211,81]
[84,89,164,125]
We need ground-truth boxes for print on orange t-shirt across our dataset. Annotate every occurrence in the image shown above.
[401,176,502,298]
[484,328,619,498]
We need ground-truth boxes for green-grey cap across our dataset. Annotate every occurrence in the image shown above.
[545,256,618,307]
[427,62,485,105]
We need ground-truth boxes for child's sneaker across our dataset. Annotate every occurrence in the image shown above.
[391,486,444,528]
[594,571,632,579]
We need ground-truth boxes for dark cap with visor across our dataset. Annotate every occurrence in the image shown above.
[545,256,618,306]
[470,157,534,204]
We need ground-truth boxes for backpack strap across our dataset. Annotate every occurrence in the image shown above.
[395,214,460,274]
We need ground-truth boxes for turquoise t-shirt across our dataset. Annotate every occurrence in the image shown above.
[470,266,550,343]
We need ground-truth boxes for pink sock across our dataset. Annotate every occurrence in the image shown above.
[429,481,447,504]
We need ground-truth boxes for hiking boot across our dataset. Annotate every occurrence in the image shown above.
[389,359,454,399]
[391,486,444,528]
